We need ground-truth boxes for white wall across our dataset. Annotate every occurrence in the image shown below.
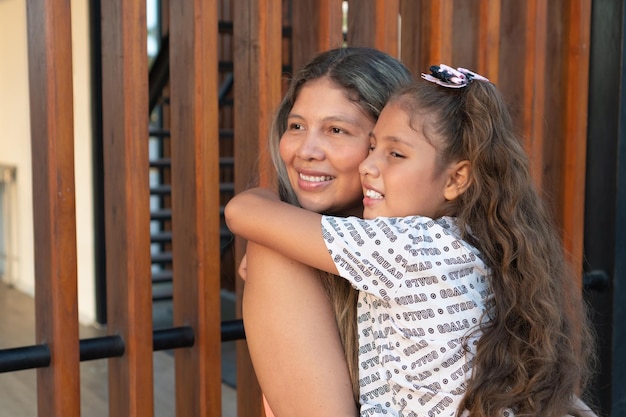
[0,0,35,297]
[0,0,97,324]
[71,0,97,325]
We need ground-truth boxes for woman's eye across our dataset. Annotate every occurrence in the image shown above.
[289,123,303,130]
[330,127,344,134]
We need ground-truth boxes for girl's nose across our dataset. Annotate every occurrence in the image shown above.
[359,152,379,177]
[295,131,325,160]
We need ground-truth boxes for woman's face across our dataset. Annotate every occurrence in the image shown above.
[279,77,374,216]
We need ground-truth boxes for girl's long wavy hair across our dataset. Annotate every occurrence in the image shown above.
[391,80,595,416]
[268,47,413,404]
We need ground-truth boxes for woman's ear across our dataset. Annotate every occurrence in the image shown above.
[443,160,471,201]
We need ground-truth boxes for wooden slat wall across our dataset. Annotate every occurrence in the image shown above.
[100,1,154,416]
[347,0,400,56]
[26,0,81,416]
[561,0,592,280]
[291,0,344,73]
[523,0,548,187]
[476,0,501,85]
[169,1,223,416]
[23,1,591,416]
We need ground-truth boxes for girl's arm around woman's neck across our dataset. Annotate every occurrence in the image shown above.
[225,187,338,275]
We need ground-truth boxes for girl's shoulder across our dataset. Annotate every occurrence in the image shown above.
[376,215,463,237]
[323,214,462,235]
[323,215,470,250]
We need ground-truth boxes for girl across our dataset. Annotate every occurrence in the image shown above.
[228,65,595,416]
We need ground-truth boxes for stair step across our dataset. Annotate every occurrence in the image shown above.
[149,156,234,168]
[152,285,173,301]
[152,269,173,283]
[151,209,172,220]
[150,183,234,195]
[151,231,172,243]
[151,251,172,264]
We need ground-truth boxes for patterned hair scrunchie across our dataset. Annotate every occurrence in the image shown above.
[421,64,489,88]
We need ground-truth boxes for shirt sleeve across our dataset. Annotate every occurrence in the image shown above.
[321,215,475,300]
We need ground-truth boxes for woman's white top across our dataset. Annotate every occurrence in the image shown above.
[321,215,492,417]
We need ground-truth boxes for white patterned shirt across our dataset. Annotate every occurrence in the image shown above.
[321,215,492,417]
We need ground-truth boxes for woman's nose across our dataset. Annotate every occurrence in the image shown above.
[295,131,325,160]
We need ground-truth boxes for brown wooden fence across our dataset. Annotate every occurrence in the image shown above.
[22,0,590,416]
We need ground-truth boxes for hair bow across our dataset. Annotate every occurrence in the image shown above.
[421,64,489,88]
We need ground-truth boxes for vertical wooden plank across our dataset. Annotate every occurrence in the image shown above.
[421,0,454,65]
[400,0,422,73]
[25,1,80,416]
[169,1,222,416]
[100,1,154,416]
[234,0,282,190]
[521,0,548,189]
[476,0,501,83]
[291,0,344,73]
[233,0,282,416]
[451,0,479,67]
[347,0,400,56]
[561,0,592,281]
[316,0,346,50]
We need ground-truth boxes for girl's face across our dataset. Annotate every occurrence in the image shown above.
[359,102,453,220]
[279,77,374,216]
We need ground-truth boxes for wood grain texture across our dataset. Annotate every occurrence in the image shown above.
[522,0,548,189]
[477,0,501,84]
[561,0,592,281]
[233,1,283,416]
[25,0,80,416]
[291,0,344,73]
[100,1,154,416]
[169,1,223,416]
[423,0,453,65]
[347,0,400,57]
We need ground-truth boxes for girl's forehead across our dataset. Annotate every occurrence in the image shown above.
[374,103,439,147]
[377,102,413,126]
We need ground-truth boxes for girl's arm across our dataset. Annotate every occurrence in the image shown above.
[225,187,338,274]
[243,242,357,417]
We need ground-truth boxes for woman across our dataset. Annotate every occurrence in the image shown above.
[242,47,413,417]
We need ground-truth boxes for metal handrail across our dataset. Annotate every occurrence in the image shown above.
[0,319,245,373]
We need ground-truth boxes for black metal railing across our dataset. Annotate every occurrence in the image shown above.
[0,319,245,373]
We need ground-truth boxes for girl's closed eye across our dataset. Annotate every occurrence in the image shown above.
[368,138,377,152]
[389,150,405,158]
